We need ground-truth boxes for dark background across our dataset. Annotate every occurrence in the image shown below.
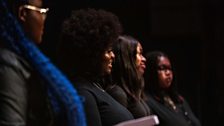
[41,0,224,125]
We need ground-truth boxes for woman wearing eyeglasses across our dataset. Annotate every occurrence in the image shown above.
[19,0,49,44]
[0,0,86,126]
[144,51,201,126]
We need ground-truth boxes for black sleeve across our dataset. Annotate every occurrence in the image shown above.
[78,89,102,126]
[182,99,201,126]
[0,65,27,126]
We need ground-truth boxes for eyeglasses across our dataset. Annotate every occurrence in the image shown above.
[22,5,49,19]
[157,65,172,72]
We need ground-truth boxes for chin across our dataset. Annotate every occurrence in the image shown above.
[103,70,111,76]
[139,69,145,75]
[32,38,42,44]
[107,70,112,74]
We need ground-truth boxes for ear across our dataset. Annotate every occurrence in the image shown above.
[18,6,27,22]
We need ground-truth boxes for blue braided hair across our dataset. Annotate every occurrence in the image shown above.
[0,0,86,126]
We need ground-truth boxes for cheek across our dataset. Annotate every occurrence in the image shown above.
[136,56,141,66]
[158,73,166,83]
[157,73,162,81]
[27,14,45,43]
[103,54,110,63]
[101,53,113,74]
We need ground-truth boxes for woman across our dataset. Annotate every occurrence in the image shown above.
[144,51,201,126]
[57,9,134,126]
[0,0,85,126]
[107,35,151,119]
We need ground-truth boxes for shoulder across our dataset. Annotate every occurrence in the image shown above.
[73,78,102,98]
[0,48,31,78]
[107,85,127,98]
[145,95,162,107]
[107,85,128,107]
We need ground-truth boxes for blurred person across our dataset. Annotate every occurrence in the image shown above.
[0,0,86,126]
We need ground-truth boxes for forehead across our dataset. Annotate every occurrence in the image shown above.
[158,56,171,65]
[28,0,43,6]
[136,42,142,51]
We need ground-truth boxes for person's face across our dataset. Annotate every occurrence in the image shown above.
[18,0,48,44]
[135,43,146,75]
[101,47,115,75]
[157,56,173,89]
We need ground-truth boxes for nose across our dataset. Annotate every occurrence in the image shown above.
[165,69,172,76]
[111,51,115,59]
[142,55,146,62]
[40,8,49,20]
[42,13,47,20]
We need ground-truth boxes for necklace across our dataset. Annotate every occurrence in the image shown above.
[93,82,105,92]
[164,96,177,110]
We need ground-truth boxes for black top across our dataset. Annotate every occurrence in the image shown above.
[145,95,201,126]
[107,85,151,119]
[0,48,53,126]
[73,78,134,126]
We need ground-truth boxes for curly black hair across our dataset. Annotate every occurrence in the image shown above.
[57,8,123,78]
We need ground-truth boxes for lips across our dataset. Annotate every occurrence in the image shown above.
[141,64,146,70]
[166,78,172,84]
[108,64,112,69]
[108,62,113,68]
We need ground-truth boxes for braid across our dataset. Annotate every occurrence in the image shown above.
[0,0,23,53]
[0,0,86,126]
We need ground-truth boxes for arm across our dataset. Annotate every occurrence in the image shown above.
[182,99,201,126]
[78,89,102,126]
[0,65,27,126]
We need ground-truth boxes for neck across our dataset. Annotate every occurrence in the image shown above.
[93,82,105,92]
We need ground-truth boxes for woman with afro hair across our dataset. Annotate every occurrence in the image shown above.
[57,8,134,126]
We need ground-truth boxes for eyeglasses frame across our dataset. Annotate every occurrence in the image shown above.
[22,4,49,14]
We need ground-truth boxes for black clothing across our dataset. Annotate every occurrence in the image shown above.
[0,48,52,126]
[73,78,134,126]
[107,85,151,119]
[146,95,201,126]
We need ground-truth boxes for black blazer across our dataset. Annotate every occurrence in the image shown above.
[0,48,53,126]
[145,95,201,126]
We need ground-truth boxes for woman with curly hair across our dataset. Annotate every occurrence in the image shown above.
[57,9,134,126]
